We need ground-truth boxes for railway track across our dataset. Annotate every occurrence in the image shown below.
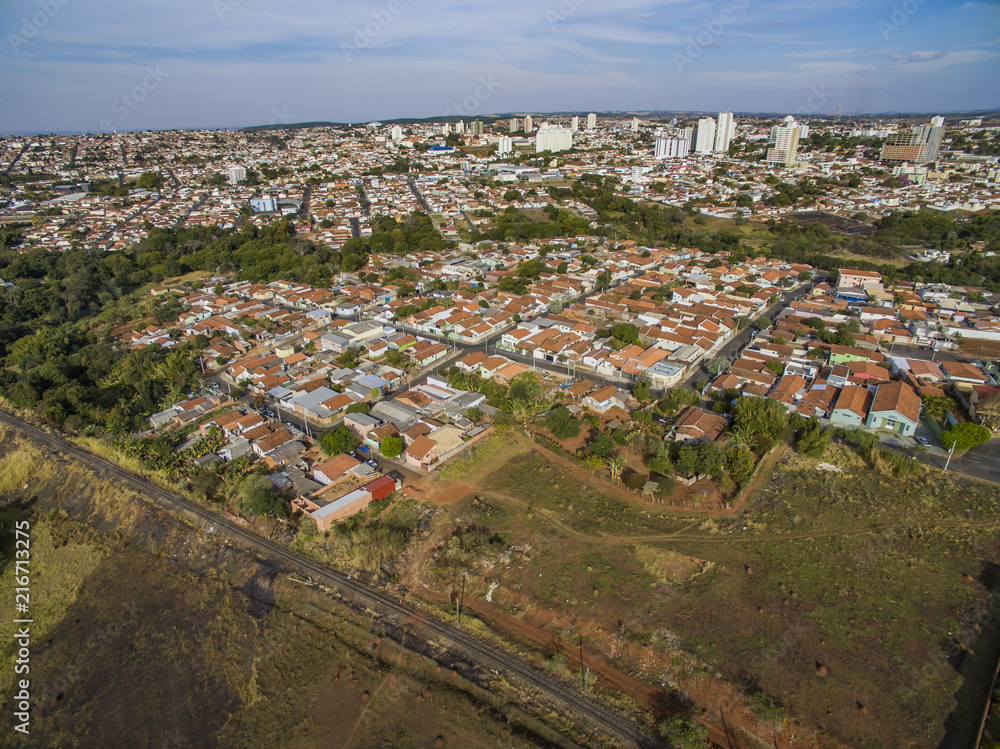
[0,412,661,749]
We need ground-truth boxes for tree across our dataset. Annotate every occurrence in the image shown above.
[380,435,403,458]
[765,360,785,376]
[642,481,659,497]
[705,357,728,376]
[941,423,991,451]
[657,715,708,749]
[504,371,536,401]
[797,418,829,458]
[589,432,616,459]
[611,323,639,345]
[976,393,1000,431]
[725,445,756,484]
[137,172,164,191]
[319,426,359,456]
[345,402,371,415]
[733,397,791,442]
[633,380,652,402]
[465,407,483,424]
[234,474,287,521]
[922,394,952,421]
[545,406,581,439]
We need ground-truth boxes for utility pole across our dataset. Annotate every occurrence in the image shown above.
[943,440,956,473]
[458,574,466,627]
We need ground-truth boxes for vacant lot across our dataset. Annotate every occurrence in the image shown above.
[419,436,1000,748]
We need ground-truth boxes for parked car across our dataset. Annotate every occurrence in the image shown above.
[915,436,930,446]
[358,445,370,454]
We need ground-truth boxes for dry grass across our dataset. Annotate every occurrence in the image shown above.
[0,444,40,494]
[634,545,716,587]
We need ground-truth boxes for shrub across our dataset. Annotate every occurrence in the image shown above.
[623,472,646,491]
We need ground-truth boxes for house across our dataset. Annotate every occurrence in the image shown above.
[582,385,630,414]
[404,435,439,470]
[829,385,873,428]
[297,474,403,532]
[865,381,921,436]
[312,454,362,486]
[942,361,993,389]
[344,412,380,440]
[669,407,728,444]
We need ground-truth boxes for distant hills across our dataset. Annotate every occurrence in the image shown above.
[240,109,1000,133]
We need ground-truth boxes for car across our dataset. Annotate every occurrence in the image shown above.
[358,445,370,454]
[915,436,930,446]
[366,460,378,468]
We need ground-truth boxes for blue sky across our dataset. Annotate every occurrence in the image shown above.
[0,0,997,133]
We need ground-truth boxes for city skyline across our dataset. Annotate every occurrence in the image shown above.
[1,0,999,134]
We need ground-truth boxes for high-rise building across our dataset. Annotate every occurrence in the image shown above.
[470,120,484,135]
[227,166,247,185]
[509,118,520,132]
[587,112,597,129]
[570,116,580,132]
[390,125,404,142]
[681,127,695,148]
[535,127,573,153]
[714,111,736,153]
[654,137,689,160]
[880,120,944,164]
[767,117,802,166]
[694,117,716,154]
[631,117,640,132]
[497,136,513,156]
[441,123,451,136]
[523,115,533,133]
[455,120,465,134]
[931,115,945,128]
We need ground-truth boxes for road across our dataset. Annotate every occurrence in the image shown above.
[0,410,659,749]
[390,321,630,390]
[675,280,818,391]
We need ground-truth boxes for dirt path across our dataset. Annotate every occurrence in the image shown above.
[342,673,392,749]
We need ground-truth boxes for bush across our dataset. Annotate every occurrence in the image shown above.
[623,472,646,491]
[657,715,707,748]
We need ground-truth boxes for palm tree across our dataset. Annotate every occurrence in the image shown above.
[606,453,626,483]
[730,424,756,451]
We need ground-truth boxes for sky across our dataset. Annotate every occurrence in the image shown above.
[0,0,998,134]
